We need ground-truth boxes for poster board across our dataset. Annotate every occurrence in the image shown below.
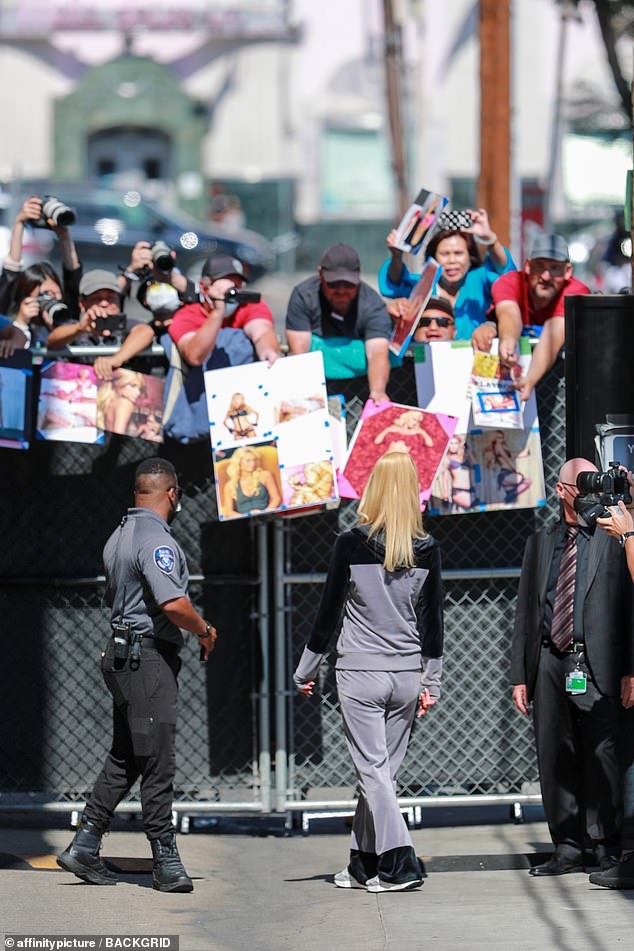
[0,349,33,450]
[414,339,546,514]
[339,400,457,505]
[205,351,339,520]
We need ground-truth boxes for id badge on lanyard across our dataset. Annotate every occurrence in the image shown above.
[565,666,587,695]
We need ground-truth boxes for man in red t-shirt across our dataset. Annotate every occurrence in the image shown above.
[169,254,280,365]
[490,233,590,400]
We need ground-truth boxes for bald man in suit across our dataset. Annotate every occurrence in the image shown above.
[511,457,634,877]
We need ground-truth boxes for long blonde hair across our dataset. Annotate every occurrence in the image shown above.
[357,452,426,571]
[226,447,264,488]
[96,369,143,429]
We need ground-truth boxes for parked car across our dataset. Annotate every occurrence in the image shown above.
[1,182,275,279]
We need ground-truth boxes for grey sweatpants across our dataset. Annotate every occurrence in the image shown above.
[336,668,420,857]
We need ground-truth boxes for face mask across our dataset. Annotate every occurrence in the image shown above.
[224,301,239,318]
[144,282,180,314]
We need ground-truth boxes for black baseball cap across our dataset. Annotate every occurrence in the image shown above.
[319,244,361,285]
[201,254,246,281]
[424,297,455,319]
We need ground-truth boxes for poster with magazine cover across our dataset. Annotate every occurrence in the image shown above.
[413,339,546,515]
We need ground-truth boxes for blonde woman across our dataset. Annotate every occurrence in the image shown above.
[96,368,144,436]
[223,392,259,440]
[222,446,282,518]
[293,452,444,893]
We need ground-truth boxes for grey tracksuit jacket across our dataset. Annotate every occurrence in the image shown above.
[293,525,444,696]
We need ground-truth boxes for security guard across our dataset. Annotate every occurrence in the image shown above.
[57,457,217,893]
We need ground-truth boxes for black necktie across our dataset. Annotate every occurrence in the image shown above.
[550,525,579,651]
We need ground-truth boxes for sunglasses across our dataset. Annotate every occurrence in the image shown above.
[420,316,454,328]
[325,281,356,290]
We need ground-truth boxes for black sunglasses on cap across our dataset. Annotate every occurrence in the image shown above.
[419,316,454,328]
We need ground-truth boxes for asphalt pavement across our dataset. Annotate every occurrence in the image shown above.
[1,814,633,951]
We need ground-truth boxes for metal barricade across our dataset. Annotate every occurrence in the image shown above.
[0,350,272,817]
[277,356,566,818]
[0,347,565,820]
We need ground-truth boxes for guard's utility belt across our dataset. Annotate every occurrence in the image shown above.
[141,636,180,657]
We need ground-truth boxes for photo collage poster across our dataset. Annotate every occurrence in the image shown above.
[339,400,458,506]
[0,349,33,451]
[37,362,164,444]
[205,351,339,521]
[413,338,546,515]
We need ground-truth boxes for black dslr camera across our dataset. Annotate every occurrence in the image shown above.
[151,241,174,274]
[36,293,70,326]
[224,287,261,305]
[574,462,632,526]
[32,196,76,229]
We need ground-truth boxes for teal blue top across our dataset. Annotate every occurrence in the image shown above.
[378,248,516,340]
[235,479,270,515]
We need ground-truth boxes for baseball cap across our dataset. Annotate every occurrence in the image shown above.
[319,244,361,284]
[201,254,246,281]
[79,269,121,297]
[424,297,454,319]
[528,233,569,263]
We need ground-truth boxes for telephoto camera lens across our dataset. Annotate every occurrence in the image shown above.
[41,196,76,227]
[151,241,174,273]
[37,294,70,325]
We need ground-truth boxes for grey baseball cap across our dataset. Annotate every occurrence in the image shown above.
[528,233,569,262]
[79,269,121,297]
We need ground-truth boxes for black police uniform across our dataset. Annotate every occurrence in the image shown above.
[84,507,189,839]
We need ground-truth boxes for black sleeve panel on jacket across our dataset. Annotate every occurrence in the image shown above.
[414,542,444,659]
[306,532,357,654]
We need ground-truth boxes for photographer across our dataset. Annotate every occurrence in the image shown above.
[592,475,634,889]
[0,195,81,323]
[8,262,71,348]
[597,474,634,582]
[511,457,634,878]
[47,270,125,349]
[169,254,280,366]
[94,240,198,381]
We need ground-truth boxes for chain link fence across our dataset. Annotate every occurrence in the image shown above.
[0,419,269,813]
[0,351,564,818]
[280,356,565,813]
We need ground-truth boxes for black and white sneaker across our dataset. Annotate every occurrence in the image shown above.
[365,874,423,893]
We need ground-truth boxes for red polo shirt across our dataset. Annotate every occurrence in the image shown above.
[169,299,273,344]
[491,271,590,326]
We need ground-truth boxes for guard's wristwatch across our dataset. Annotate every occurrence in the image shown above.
[619,531,634,547]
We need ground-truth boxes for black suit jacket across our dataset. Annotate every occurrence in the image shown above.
[511,523,634,699]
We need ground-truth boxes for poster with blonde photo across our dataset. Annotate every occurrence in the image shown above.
[96,369,164,443]
[339,401,458,505]
[204,352,339,520]
[414,339,546,514]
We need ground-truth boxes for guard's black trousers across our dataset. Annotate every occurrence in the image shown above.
[85,639,180,840]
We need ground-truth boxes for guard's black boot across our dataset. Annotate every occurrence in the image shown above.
[150,833,193,893]
[57,816,117,885]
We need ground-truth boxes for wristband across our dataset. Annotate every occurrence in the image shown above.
[473,233,497,247]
